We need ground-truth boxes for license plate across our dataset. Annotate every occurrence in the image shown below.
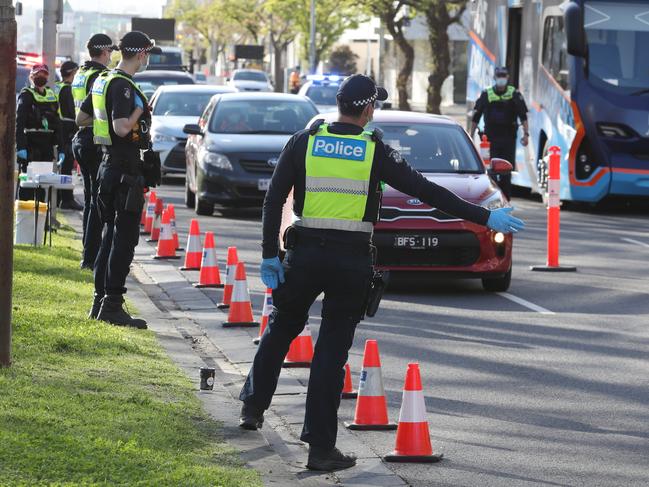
[393,235,440,249]
[257,179,270,191]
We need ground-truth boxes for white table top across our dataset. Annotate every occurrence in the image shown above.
[19,180,75,190]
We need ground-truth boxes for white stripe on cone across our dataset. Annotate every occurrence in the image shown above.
[262,292,273,315]
[397,390,427,423]
[297,324,311,337]
[159,220,173,240]
[232,279,250,303]
[187,234,202,252]
[225,264,236,285]
[357,367,386,397]
[202,246,217,267]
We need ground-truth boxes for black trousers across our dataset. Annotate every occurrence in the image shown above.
[240,234,373,449]
[72,135,103,267]
[94,157,144,297]
[489,136,516,200]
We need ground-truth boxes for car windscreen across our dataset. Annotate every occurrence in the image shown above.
[149,52,182,67]
[16,67,29,93]
[134,75,194,88]
[305,85,338,105]
[233,71,267,82]
[369,123,483,173]
[153,91,222,116]
[210,99,318,134]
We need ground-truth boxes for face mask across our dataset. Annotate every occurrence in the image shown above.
[33,77,47,87]
[137,54,149,73]
[495,78,508,88]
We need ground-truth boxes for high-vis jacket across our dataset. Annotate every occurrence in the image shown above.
[24,86,58,105]
[72,66,102,116]
[486,85,515,102]
[298,123,376,233]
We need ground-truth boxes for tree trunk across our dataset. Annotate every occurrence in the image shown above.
[273,43,285,92]
[425,2,452,114]
[209,38,219,76]
[383,14,413,111]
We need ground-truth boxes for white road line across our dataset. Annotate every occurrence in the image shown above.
[497,292,555,315]
[621,237,649,249]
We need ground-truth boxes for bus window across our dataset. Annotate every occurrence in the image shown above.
[542,16,569,91]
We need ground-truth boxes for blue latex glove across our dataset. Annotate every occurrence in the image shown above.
[17,149,28,160]
[487,207,525,234]
[57,151,65,166]
[134,95,144,110]
[260,257,285,290]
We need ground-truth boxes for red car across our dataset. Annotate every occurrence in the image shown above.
[292,111,514,291]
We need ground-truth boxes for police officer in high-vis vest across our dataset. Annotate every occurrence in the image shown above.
[76,31,161,328]
[16,63,64,200]
[470,67,529,199]
[72,34,116,269]
[239,74,525,471]
[54,60,83,210]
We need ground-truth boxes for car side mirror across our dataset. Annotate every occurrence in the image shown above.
[565,2,587,58]
[183,124,203,136]
[489,158,513,174]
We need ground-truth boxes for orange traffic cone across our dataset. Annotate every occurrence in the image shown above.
[167,203,183,251]
[217,247,239,309]
[345,339,397,430]
[222,262,259,328]
[147,198,163,242]
[142,190,156,234]
[140,191,149,226]
[194,231,223,288]
[153,209,181,260]
[180,219,202,270]
[341,363,357,399]
[384,363,442,463]
[283,324,314,368]
[253,288,273,345]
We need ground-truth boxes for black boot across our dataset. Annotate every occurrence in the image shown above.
[88,293,103,319]
[306,446,357,471]
[239,402,264,430]
[97,294,147,329]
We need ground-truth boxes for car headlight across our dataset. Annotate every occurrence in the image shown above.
[482,192,506,210]
[152,133,176,144]
[201,150,233,171]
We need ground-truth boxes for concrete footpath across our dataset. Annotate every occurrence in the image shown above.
[70,211,409,487]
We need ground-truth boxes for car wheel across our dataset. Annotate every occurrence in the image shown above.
[482,267,511,292]
[185,175,195,209]
[195,197,214,216]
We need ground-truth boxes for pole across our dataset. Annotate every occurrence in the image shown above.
[0,0,17,367]
[376,23,384,87]
[309,0,316,73]
[42,0,58,83]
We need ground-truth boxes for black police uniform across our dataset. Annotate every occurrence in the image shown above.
[73,60,108,268]
[472,86,528,198]
[79,70,149,317]
[56,81,77,205]
[240,120,490,451]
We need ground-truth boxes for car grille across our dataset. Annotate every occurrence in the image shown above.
[373,231,480,267]
[239,159,275,174]
[379,206,461,222]
[164,140,187,170]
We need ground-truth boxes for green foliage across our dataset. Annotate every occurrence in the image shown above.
[0,224,260,486]
[327,45,358,75]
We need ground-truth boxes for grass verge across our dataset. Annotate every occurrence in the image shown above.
[0,221,261,486]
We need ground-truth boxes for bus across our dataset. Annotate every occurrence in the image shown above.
[466,0,649,203]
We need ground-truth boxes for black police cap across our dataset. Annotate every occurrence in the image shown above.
[118,31,162,54]
[337,74,388,107]
[87,33,117,51]
[495,66,509,77]
[60,60,79,76]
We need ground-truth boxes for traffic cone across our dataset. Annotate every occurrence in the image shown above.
[283,324,314,368]
[140,192,149,226]
[147,198,163,242]
[222,262,259,328]
[142,190,156,234]
[341,363,357,399]
[345,339,397,430]
[167,203,183,251]
[193,231,223,288]
[384,363,442,463]
[180,219,202,270]
[217,247,239,309]
[153,209,181,260]
[253,287,273,345]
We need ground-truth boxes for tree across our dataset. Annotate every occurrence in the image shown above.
[264,0,300,92]
[421,0,467,113]
[327,45,358,75]
[365,1,417,110]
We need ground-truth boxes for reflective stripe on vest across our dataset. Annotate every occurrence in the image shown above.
[297,123,375,233]
[25,87,58,104]
[91,70,146,146]
[72,66,101,116]
[487,85,515,103]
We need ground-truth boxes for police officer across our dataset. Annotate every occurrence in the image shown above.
[470,67,529,199]
[76,31,161,327]
[72,34,116,269]
[239,74,525,471]
[54,60,83,210]
[16,63,64,200]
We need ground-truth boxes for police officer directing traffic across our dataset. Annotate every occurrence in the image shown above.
[72,34,116,269]
[76,31,161,328]
[239,74,525,471]
[470,67,529,199]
